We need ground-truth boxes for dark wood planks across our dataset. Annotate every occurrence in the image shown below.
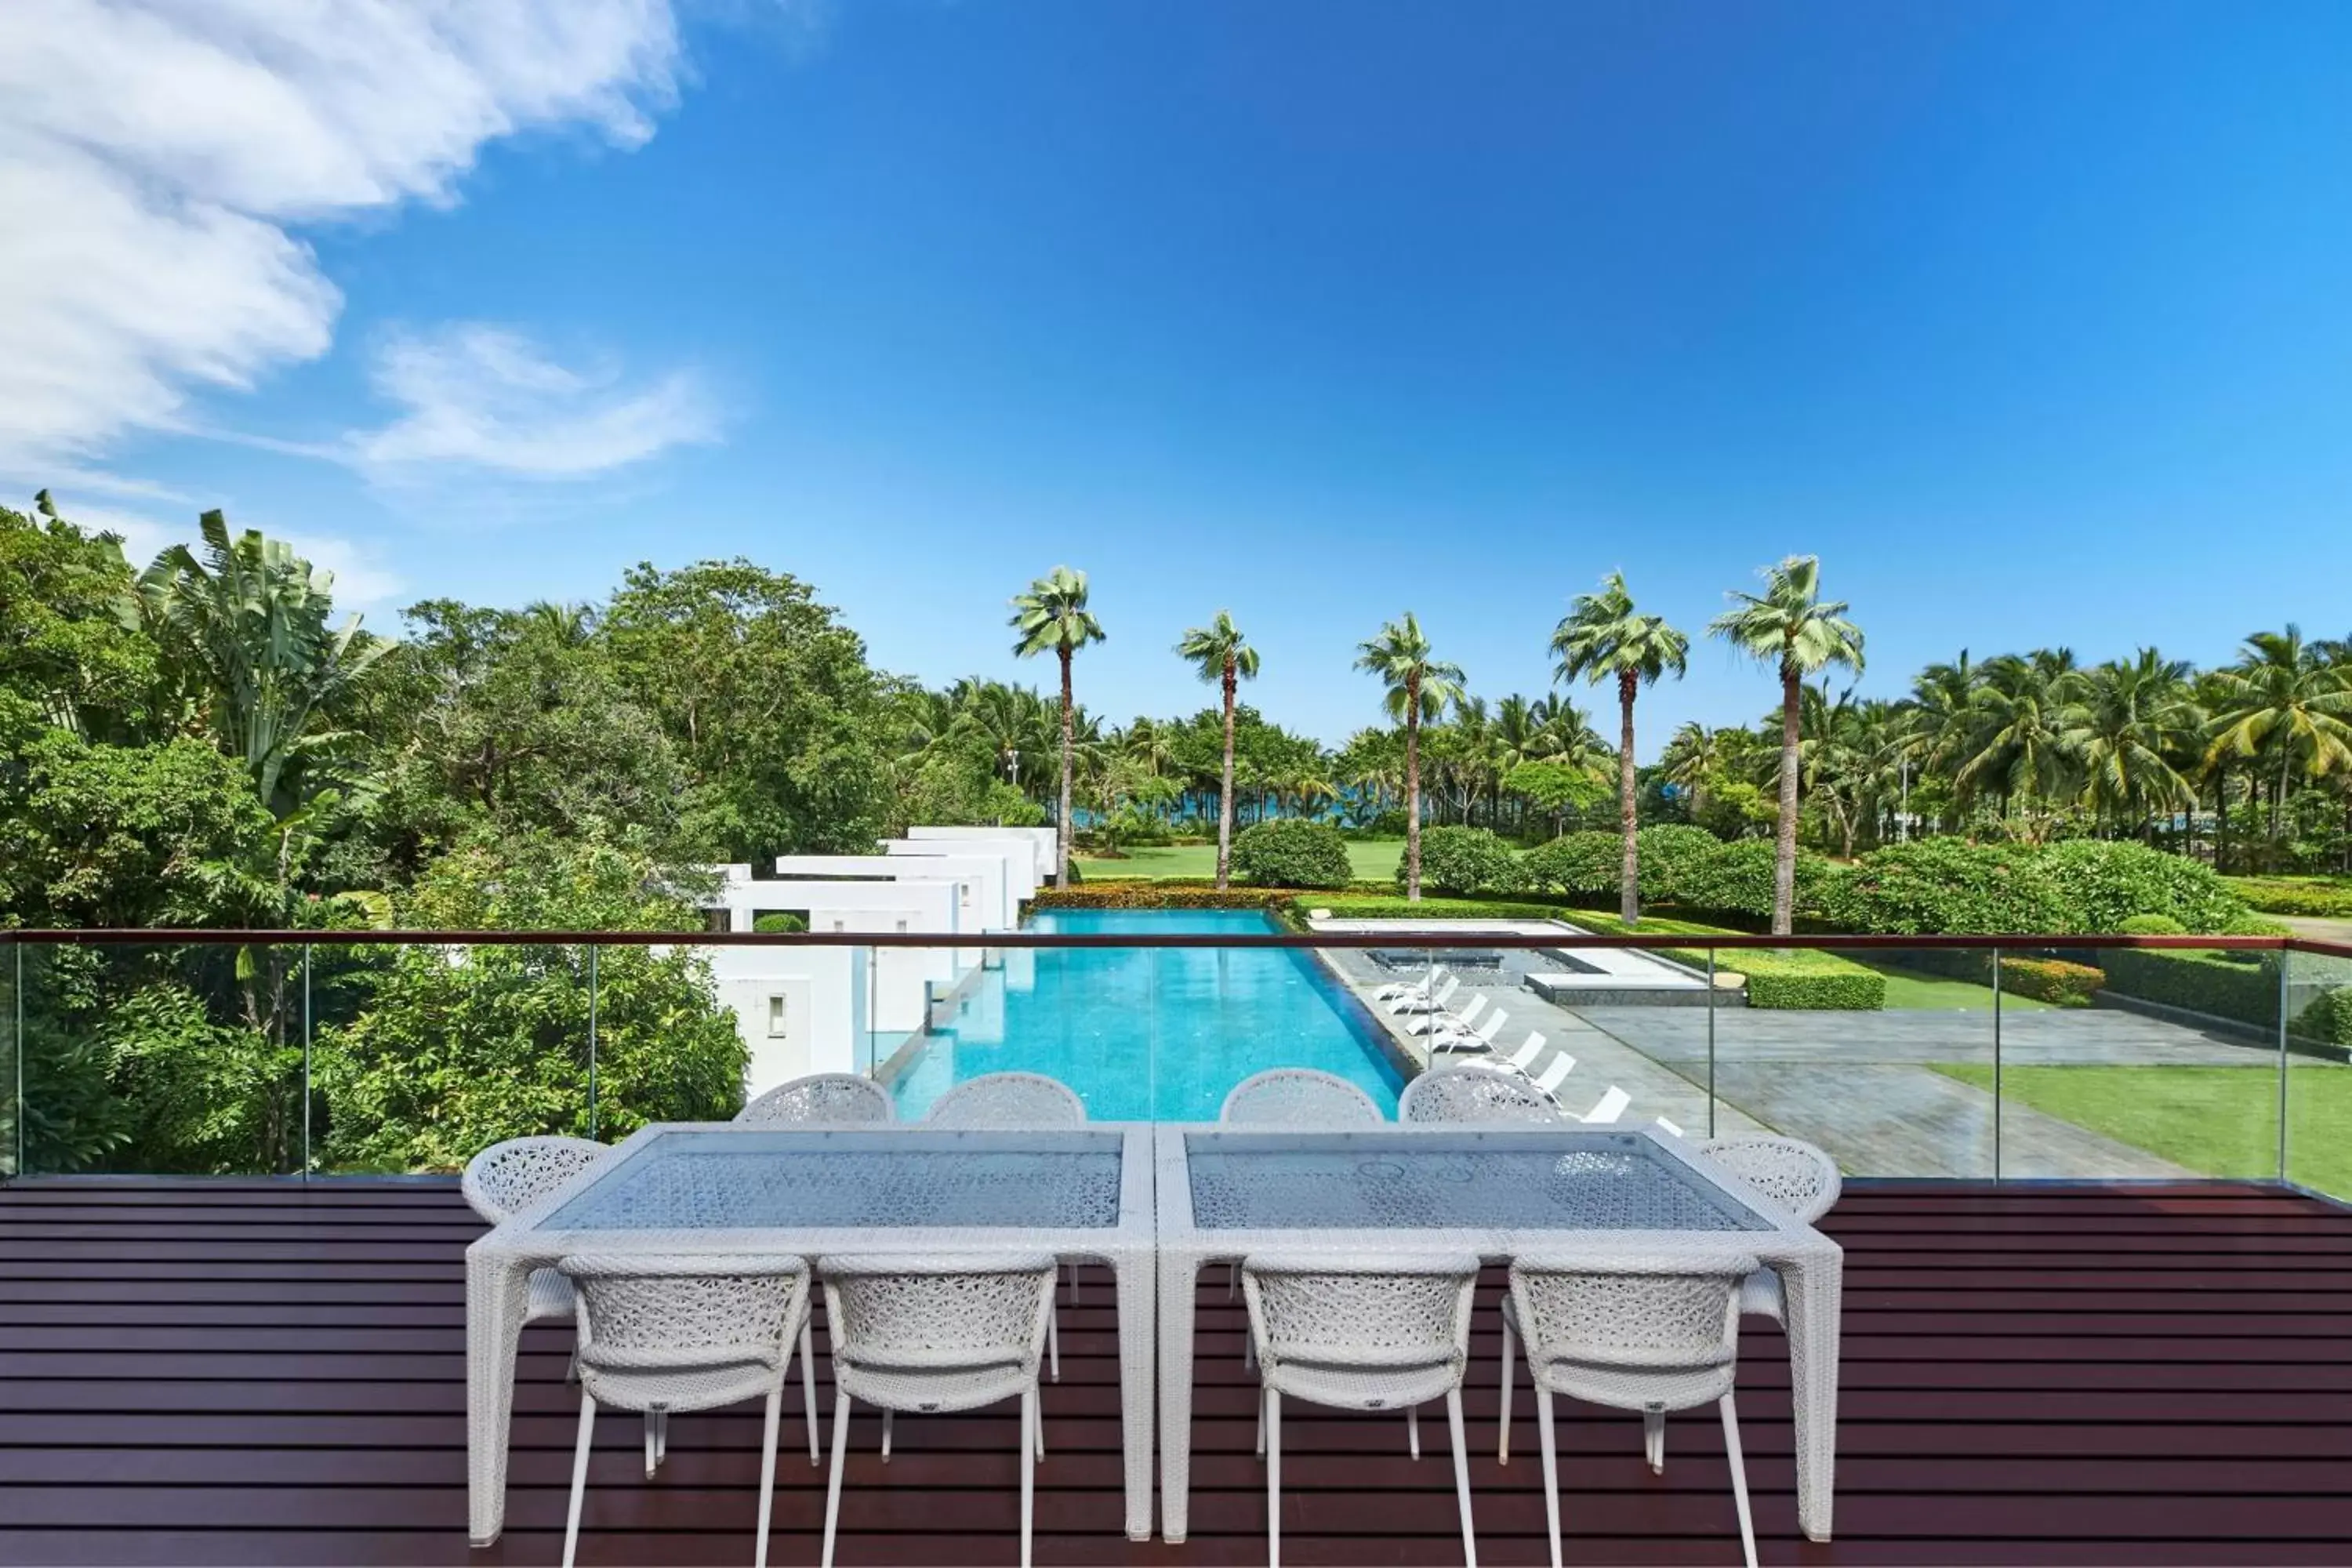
[0,1179,2347,1566]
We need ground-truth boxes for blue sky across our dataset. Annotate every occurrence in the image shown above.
[7,1,2350,754]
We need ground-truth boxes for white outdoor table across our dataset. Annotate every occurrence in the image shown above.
[466,1121,1160,1547]
[1152,1123,1845,1543]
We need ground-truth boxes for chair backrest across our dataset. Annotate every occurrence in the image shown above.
[1472,1010,1508,1043]
[1506,1251,1758,1403]
[737,1073,896,1125]
[1531,1056,1574,1096]
[1698,1135,1841,1223]
[1426,975,1461,1007]
[1577,1084,1632,1124]
[923,1071,1087,1127]
[1241,1252,1480,1385]
[561,1252,810,1384]
[1505,1032,1547,1071]
[1451,993,1488,1028]
[1399,1064,1564,1124]
[1220,1069,1386,1126]
[462,1135,608,1224]
[817,1253,1058,1380]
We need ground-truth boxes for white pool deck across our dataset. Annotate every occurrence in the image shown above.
[1301,916,1716,996]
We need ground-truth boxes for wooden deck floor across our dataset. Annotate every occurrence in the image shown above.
[1,1179,2347,1566]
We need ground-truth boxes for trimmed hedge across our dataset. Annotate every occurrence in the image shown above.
[1821,838,2070,935]
[2294,988,2352,1048]
[1522,830,1621,898]
[1033,881,1292,910]
[1315,895,1573,921]
[2041,840,2249,933]
[1736,957,1886,1011]
[1522,825,1731,906]
[1669,837,1837,924]
[1231,819,1352,889]
[2116,914,2188,935]
[750,911,808,934]
[1406,826,1526,895]
[2227,877,2352,919]
[2102,948,2280,1029]
[1998,956,2104,1007]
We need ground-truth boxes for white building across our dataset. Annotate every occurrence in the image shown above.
[903,824,1062,885]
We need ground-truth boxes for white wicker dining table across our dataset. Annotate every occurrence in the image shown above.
[1152,1123,1846,1543]
[464,1121,1160,1547]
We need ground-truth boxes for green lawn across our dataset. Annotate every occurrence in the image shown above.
[1933,1061,2352,1196]
[1076,838,1403,881]
[1864,962,2056,1013]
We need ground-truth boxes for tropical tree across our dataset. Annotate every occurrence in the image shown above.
[132,511,390,815]
[1550,572,1689,924]
[1354,612,1465,901]
[2063,649,2198,837]
[1708,557,1864,934]
[1009,566,1105,879]
[1174,611,1260,890]
[2205,626,2352,837]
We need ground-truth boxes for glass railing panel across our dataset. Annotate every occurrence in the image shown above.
[2,938,19,1179]
[2284,943,2352,1200]
[1696,942,1999,1177]
[1996,941,2281,1182]
[14,938,308,1176]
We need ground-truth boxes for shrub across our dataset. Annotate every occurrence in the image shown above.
[1316,895,1576,921]
[1406,826,1526,896]
[2227,877,2352,919]
[1671,838,1835,924]
[1689,949,1884,1010]
[2102,949,2280,1029]
[1033,880,1291,910]
[1636,824,1728,903]
[2040,840,2249,933]
[2116,914,2188,936]
[1821,838,2072,935]
[1998,956,2104,1007]
[1231,820,1352,889]
[1522,831,1621,897]
[2292,987,2352,1049]
[750,911,807,934]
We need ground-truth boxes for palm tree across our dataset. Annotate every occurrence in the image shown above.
[1708,557,1865,934]
[1550,572,1689,924]
[1955,652,2078,831]
[134,510,391,814]
[1174,611,1260,890]
[1008,567,1106,880]
[2205,626,2352,838]
[1659,721,1726,815]
[2063,649,2198,837]
[1354,612,1465,902]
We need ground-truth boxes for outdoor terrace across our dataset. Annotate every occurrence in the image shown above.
[2,1176,2348,1566]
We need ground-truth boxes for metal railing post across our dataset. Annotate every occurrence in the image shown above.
[301,945,313,1181]
[2277,951,2292,1184]
[586,944,600,1141]
[1705,947,1718,1139]
[1991,945,2003,1183]
[9,941,22,1181]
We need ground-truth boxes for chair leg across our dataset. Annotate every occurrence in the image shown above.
[565,1345,579,1385]
[800,1318,820,1466]
[1254,1381,1266,1457]
[643,1412,658,1479]
[1644,1406,1664,1474]
[1266,1388,1283,1568]
[1534,1388,1563,1568]
[563,1393,597,1568]
[655,1409,668,1468]
[1497,1312,1515,1464]
[1226,1261,1237,1301]
[1408,1403,1421,1459]
[881,1408,893,1461]
[1446,1388,1478,1568]
[1019,1388,1037,1568]
[1243,1323,1255,1371]
[1047,1306,1061,1382]
[754,1382,783,1568]
[1719,1395,1759,1568]
[822,1393,851,1568]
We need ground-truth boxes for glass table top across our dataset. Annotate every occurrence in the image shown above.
[541,1128,1125,1232]
[1183,1129,1770,1232]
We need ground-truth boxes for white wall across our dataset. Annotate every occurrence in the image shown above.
[698,872,960,1035]
[906,825,1058,884]
[886,836,1039,902]
[706,944,870,1094]
[771,855,1000,936]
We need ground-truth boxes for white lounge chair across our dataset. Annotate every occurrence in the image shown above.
[1528,1057,1576,1104]
[1432,1009,1508,1055]
[1498,1032,1548,1076]
[1411,993,1487,1038]
[1654,1116,1686,1138]
[1576,1085,1631,1125]
[1389,975,1460,1016]
[1375,966,1449,1003]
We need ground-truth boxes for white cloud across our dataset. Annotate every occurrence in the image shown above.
[56,500,408,619]
[0,0,686,477]
[348,324,719,479]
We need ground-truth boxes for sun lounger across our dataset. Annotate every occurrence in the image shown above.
[1374,966,1448,1003]
[1407,992,1485,1036]
[1431,1009,1508,1055]
[1576,1085,1631,1125]
[1388,975,1459,1015]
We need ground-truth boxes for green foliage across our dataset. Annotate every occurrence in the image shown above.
[2102,949,2281,1029]
[1671,837,1834,924]
[1730,954,1886,1011]
[1405,826,1526,895]
[1032,880,1291,910]
[751,912,808,934]
[1231,820,1353,889]
[98,982,304,1174]
[1523,831,1621,897]
[314,827,746,1171]
[2117,914,2190,935]
[1821,838,2072,935]
[1998,956,2106,1007]
[2227,877,2352,919]
[2293,988,2352,1048]
[1504,760,1610,818]
[2039,840,2249,933]
[0,495,156,739]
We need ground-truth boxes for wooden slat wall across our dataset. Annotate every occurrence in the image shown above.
[0,1180,2347,1566]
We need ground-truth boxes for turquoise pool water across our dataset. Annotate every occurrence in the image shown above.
[887,910,1403,1120]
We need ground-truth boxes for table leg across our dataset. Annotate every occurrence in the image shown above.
[1111,1248,1157,1541]
[1780,1250,1842,1541]
[466,1249,531,1548]
[1156,1250,1202,1544]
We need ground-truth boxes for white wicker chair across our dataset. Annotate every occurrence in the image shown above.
[1399,1065,1565,1125]
[1241,1253,1484,1568]
[1498,1252,1762,1568]
[1220,1068,1386,1127]
[923,1071,1087,1127]
[1698,1135,1841,1321]
[558,1253,815,1568]
[816,1253,1059,1568]
[921,1070,1086,1376]
[461,1137,608,1380]
[737,1073,895,1125]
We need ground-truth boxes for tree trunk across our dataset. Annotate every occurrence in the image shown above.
[1056,648,1074,882]
[1215,659,1237,891]
[1617,668,1641,927]
[1772,662,1802,936]
[1405,673,1423,902]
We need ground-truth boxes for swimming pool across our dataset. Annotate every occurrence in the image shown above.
[887,909,1403,1120]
